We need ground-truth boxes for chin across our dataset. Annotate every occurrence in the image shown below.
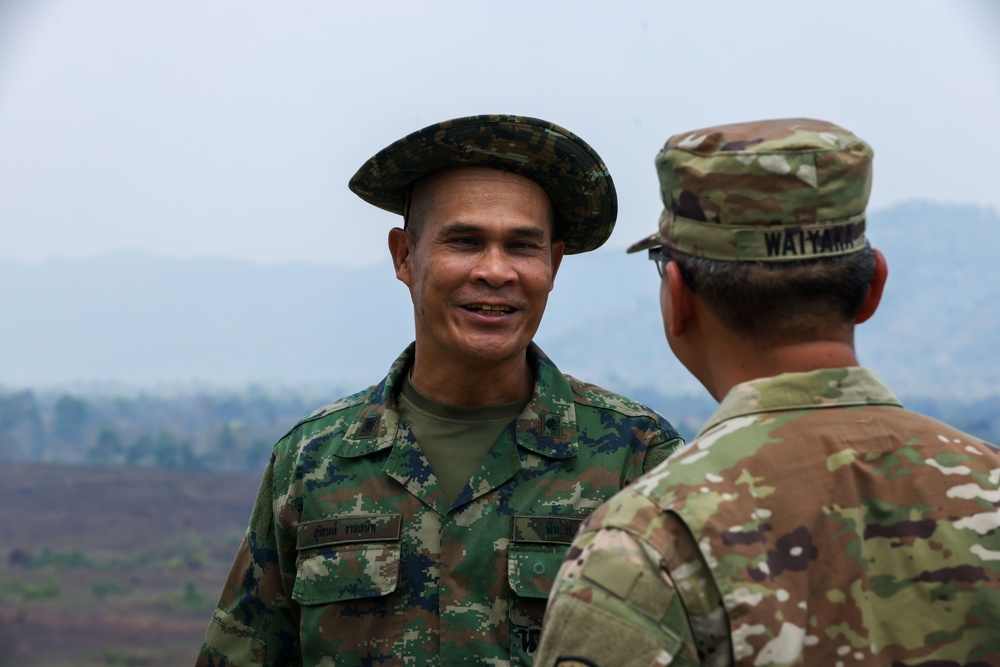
[458,337,530,365]
[464,347,524,365]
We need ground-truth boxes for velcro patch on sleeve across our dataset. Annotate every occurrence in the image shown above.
[581,548,673,621]
[580,548,641,598]
[535,594,677,667]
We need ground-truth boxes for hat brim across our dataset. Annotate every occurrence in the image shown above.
[626,232,661,254]
[348,115,617,255]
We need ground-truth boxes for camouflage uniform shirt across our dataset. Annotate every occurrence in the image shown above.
[536,367,1000,667]
[197,343,682,667]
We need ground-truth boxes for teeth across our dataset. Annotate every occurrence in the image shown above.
[469,304,513,314]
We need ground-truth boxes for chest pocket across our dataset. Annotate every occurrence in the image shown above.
[507,515,583,663]
[508,543,569,599]
[293,513,402,605]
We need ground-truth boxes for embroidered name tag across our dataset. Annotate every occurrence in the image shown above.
[297,514,402,550]
[511,515,584,545]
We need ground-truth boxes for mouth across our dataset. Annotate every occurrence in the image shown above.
[463,303,516,316]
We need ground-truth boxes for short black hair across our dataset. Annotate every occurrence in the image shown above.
[671,245,876,341]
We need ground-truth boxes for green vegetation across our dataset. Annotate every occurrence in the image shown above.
[0,387,329,472]
[169,580,214,610]
[21,547,152,570]
[102,646,150,667]
[0,464,253,667]
[25,548,93,569]
[103,648,126,666]
[0,386,996,473]
[91,577,133,600]
[101,646,162,667]
[0,575,61,602]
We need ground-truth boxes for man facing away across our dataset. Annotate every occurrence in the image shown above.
[196,114,683,666]
[535,118,1000,666]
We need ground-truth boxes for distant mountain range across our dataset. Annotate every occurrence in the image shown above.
[2,201,998,401]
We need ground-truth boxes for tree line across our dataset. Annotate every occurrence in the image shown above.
[1,386,997,473]
[0,386,334,473]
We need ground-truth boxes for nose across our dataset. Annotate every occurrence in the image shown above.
[470,246,517,287]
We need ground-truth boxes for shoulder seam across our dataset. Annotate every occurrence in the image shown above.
[278,384,378,441]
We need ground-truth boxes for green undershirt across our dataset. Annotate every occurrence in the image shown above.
[399,374,528,503]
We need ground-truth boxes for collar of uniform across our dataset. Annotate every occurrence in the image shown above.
[333,344,415,458]
[333,342,580,459]
[513,343,579,460]
[697,366,902,437]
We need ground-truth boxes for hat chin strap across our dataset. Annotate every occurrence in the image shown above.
[402,184,413,229]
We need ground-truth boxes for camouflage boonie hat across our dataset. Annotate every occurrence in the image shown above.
[627,118,873,262]
[349,114,617,254]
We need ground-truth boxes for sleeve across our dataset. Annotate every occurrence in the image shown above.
[534,526,701,667]
[642,422,685,475]
[195,460,301,667]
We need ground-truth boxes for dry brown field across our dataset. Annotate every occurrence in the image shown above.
[0,463,261,667]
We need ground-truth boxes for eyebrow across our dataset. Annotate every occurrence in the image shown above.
[439,223,547,239]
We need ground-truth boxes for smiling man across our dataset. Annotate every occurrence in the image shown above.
[195,115,683,667]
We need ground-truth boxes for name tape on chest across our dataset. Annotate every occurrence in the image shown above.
[297,514,402,550]
[511,515,585,545]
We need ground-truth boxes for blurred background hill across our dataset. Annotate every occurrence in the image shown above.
[4,200,997,394]
[2,201,998,470]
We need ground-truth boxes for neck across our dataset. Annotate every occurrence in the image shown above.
[694,307,860,401]
[408,350,534,407]
[708,340,860,399]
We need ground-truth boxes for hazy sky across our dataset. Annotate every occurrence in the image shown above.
[2,0,999,266]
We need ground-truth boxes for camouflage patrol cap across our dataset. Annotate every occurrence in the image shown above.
[627,118,873,262]
[349,114,617,254]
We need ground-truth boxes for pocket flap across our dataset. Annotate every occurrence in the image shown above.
[508,543,569,599]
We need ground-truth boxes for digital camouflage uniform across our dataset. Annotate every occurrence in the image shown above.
[197,343,682,666]
[536,368,1000,666]
[535,119,1000,666]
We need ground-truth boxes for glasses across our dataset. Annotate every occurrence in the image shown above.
[648,247,671,278]
[648,247,698,291]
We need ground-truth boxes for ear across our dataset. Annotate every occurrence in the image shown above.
[666,260,695,337]
[547,240,565,291]
[855,248,888,324]
[388,227,413,286]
